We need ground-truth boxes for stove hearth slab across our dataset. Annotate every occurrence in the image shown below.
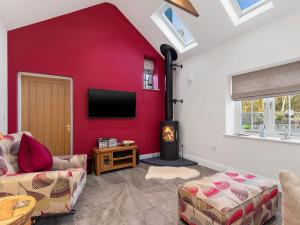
[141,157,197,167]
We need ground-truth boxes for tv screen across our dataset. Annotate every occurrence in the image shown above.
[88,89,136,118]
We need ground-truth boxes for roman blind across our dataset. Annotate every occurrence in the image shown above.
[232,61,300,101]
[144,59,155,75]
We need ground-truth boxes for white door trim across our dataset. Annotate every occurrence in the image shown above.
[17,72,74,155]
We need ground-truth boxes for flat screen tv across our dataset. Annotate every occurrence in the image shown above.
[88,89,136,118]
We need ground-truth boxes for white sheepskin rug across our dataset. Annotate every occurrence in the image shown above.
[145,166,200,180]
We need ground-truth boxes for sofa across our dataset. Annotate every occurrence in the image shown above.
[0,132,87,217]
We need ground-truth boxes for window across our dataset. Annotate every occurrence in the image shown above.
[274,96,289,134]
[233,0,270,15]
[144,59,155,90]
[291,95,300,135]
[144,71,153,89]
[162,7,194,46]
[220,0,273,26]
[151,4,198,53]
[144,73,153,89]
[232,61,300,139]
[274,95,300,136]
[237,0,262,10]
[236,94,300,138]
[241,99,264,131]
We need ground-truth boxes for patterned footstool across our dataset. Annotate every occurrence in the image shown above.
[178,170,278,225]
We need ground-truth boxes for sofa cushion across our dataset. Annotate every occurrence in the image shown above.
[18,134,53,173]
[52,155,87,170]
[0,139,14,162]
[9,132,32,142]
[0,156,16,176]
[279,171,300,225]
[0,133,14,142]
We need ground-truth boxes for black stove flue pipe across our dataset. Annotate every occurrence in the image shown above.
[160,44,178,121]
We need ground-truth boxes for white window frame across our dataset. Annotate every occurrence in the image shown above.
[235,99,267,134]
[151,3,198,54]
[271,95,297,137]
[231,0,271,17]
[235,96,300,138]
[161,5,195,47]
[220,0,274,26]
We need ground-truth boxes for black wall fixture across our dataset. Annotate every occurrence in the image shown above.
[160,44,183,161]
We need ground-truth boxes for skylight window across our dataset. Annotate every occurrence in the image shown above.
[233,0,271,16]
[237,0,263,11]
[162,7,194,46]
[221,0,274,26]
[151,4,198,54]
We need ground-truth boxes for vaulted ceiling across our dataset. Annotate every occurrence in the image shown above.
[0,0,299,60]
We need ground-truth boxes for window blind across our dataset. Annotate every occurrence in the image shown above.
[144,59,155,75]
[232,61,300,100]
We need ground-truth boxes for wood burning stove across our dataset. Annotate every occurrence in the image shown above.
[140,44,197,167]
[159,44,182,161]
[160,121,179,161]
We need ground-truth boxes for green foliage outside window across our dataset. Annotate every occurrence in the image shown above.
[241,98,264,131]
[242,99,264,112]
[239,94,300,135]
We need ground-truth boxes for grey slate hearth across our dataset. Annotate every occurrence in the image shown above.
[141,157,198,167]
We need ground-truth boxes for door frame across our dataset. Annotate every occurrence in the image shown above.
[17,72,74,155]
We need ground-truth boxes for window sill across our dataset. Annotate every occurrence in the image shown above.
[143,88,160,91]
[224,134,300,145]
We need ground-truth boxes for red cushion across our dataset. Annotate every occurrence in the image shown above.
[18,134,53,173]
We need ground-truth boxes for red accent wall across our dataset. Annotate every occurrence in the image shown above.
[8,3,164,155]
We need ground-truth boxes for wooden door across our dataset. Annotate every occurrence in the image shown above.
[21,75,71,156]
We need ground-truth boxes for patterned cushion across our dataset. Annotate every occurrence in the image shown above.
[0,139,14,162]
[9,132,32,142]
[0,133,15,142]
[0,132,32,171]
[178,170,278,224]
[0,156,16,176]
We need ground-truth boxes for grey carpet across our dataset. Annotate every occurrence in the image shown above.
[36,163,282,225]
[141,157,198,167]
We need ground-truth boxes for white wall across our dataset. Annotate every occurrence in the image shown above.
[175,9,300,181]
[0,21,7,134]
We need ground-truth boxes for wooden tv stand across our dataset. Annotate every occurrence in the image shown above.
[92,145,137,175]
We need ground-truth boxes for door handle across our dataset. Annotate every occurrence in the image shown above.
[64,124,70,132]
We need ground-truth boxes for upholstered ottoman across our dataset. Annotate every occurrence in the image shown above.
[178,170,278,225]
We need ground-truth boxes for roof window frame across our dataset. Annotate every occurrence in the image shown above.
[151,3,198,54]
[232,0,271,16]
[161,5,195,47]
[220,0,274,26]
